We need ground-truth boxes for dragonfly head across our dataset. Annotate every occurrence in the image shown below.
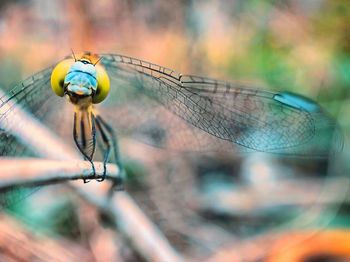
[51,52,110,104]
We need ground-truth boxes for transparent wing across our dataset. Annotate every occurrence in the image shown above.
[99,54,342,156]
[0,67,58,209]
[0,67,56,157]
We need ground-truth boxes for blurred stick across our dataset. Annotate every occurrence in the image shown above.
[196,177,350,215]
[0,158,119,190]
[0,91,183,262]
[0,214,93,262]
[111,192,184,262]
[75,190,185,262]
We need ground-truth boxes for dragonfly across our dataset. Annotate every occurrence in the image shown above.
[0,52,343,186]
[50,52,122,183]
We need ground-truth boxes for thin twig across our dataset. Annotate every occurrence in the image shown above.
[0,158,119,191]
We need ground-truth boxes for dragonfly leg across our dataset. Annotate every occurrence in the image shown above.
[94,116,111,182]
[83,159,96,184]
[95,115,124,188]
[73,112,97,183]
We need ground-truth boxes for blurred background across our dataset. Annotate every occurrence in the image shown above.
[0,0,349,261]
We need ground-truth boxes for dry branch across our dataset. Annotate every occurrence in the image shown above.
[0,158,119,190]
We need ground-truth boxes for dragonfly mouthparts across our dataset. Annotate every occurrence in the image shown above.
[66,84,93,96]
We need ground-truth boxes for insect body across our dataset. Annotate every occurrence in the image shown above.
[51,52,120,182]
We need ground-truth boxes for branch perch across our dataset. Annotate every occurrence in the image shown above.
[0,158,119,190]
